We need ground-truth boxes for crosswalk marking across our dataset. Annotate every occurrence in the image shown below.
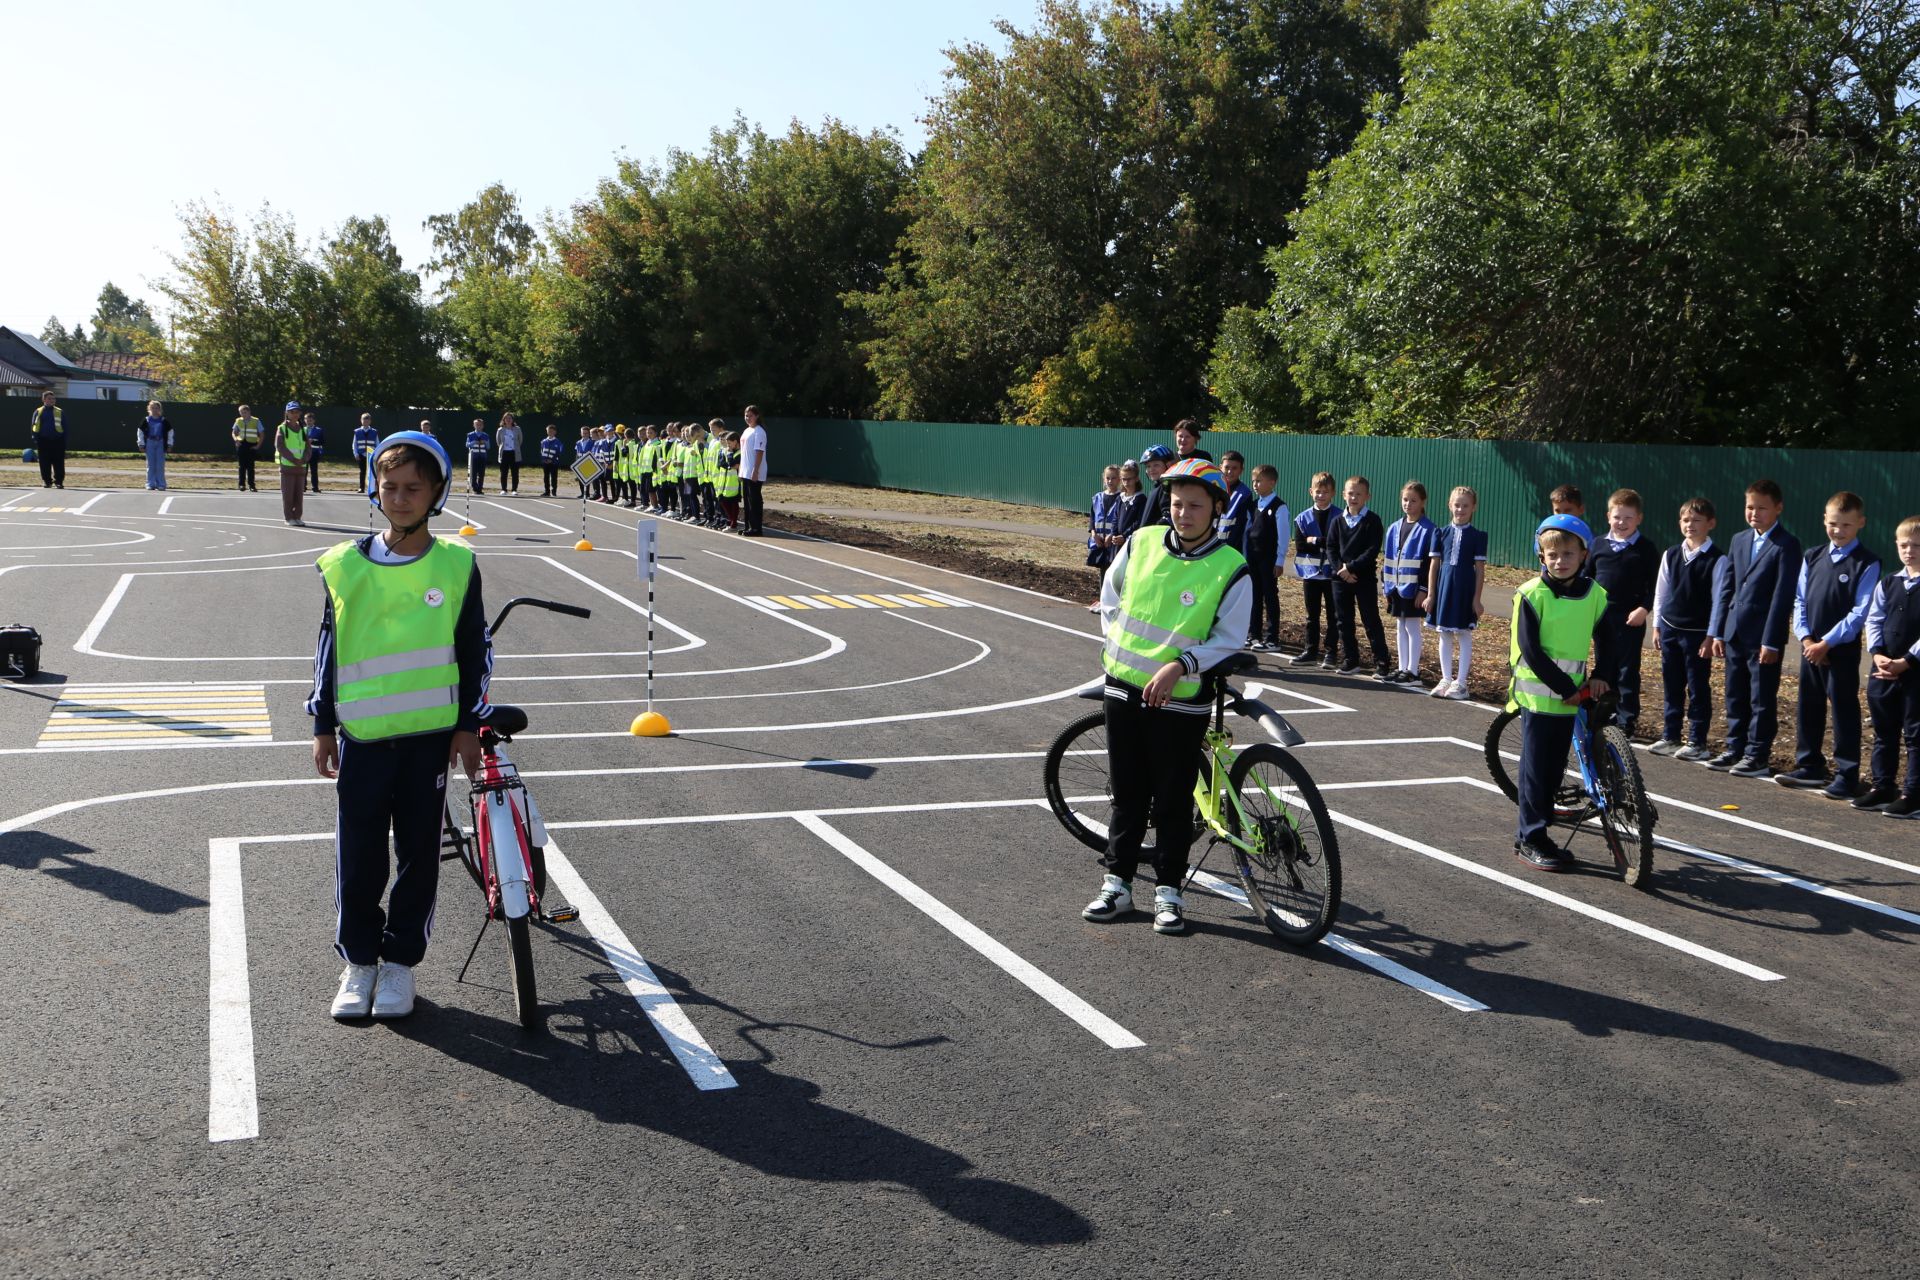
[39,684,273,746]
[747,592,972,612]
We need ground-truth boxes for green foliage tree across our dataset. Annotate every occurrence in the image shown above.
[312,217,445,408]
[427,184,573,414]
[37,317,82,359]
[548,116,909,415]
[1229,0,1920,447]
[86,283,163,354]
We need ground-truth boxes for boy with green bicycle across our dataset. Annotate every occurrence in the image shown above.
[1085,457,1252,934]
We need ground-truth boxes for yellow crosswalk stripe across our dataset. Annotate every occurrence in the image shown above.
[37,682,272,748]
[808,594,857,609]
[898,593,949,607]
[766,595,811,610]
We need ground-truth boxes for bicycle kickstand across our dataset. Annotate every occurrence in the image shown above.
[456,913,492,983]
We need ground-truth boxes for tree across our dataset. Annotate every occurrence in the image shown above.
[37,317,82,359]
[426,184,570,413]
[1226,0,1920,447]
[86,283,163,354]
[312,217,444,407]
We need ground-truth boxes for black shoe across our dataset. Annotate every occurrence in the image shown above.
[1851,786,1898,812]
[1290,649,1322,665]
[1885,795,1920,820]
[1514,841,1570,872]
[1081,876,1134,921]
[1774,766,1830,789]
[1821,777,1860,802]
[1372,667,1396,683]
[1729,757,1774,778]
[1337,662,1362,676]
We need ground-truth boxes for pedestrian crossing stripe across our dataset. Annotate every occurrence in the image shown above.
[747,591,970,611]
[38,684,273,746]
[3,507,72,513]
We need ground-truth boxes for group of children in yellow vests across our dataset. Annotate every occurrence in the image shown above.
[574,420,743,531]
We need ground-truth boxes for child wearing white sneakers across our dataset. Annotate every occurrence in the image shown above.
[1424,485,1487,699]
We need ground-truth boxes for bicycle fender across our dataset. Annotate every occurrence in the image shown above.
[484,789,533,920]
[1074,681,1105,702]
[1239,697,1306,748]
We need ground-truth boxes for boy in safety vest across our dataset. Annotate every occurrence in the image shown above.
[1510,514,1619,872]
[307,431,492,1019]
[637,426,658,511]
[715,431,743,531]
[1085,457,1252,935]
[703,420,726,527]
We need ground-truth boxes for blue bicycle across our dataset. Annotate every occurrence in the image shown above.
[1485,689,1657,887]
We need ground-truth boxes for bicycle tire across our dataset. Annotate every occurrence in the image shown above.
[1484,707,1595,821]
[1043,710,1111,853]
[1598,725,1657,888]
[507,913,539,1029]
[1222,744,1341,945]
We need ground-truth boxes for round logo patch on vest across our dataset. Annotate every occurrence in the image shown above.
[1839,573,1849,584]
[424,588,445,608]
[1179,590,1197,607]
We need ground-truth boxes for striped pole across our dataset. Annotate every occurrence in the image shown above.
[646,576,656,713]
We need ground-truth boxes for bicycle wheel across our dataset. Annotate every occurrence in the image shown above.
[1484,707,1594,821]
[1043,710,1111,853]
[1222,744,1341,945]
[506,914,539,1029]
[1597,725,1657,888]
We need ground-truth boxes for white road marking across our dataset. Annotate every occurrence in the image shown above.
[158,496,175,515]
[542,837,737,1090]
[207,839,259,1143]
[479,499,569,533]
[1648,833,1920,928]
[793,814,1144,1049]
[69,493,107,514]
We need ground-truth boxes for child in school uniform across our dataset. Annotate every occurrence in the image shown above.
[539,425,563,497]
[595,427,618,503]
[1244,464,1289,650]
[1424,485,1487,700]
[1382,480,1438,684]
[1086,464,1124,612]
[1859,515,1920,817]
[1290,472,1343,669]
[1113,459,1147,542]
[464,418,490,494]
[1648,497,1727,760]
[573,426,592,496]
[1216,452,1255,556]
[1776,491,1880,800]
[715,432,744,531]
[1329,475,1392,680]
[1138,445,1176,527]
[1707,479,1803,777]
[1587,489,1661,732]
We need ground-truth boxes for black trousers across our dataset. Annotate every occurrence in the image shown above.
[1302,578,1337,657]
[1517,709,1578,846]
[468,458,487,494]
[1794,643,1863,782]
[1659,628,1712,745]
[541,462,559,496]
[1723,642,1784,760]
[1600,619,1646,729]
[499,450,520,492]
[1102,687,1211,888]
[235,445,255,491]
[1868,673,1920,796]
[1332,574,1389,669]
[742,477,765,534]
[333,731,451,967]
[682,479,701,521]
[306,450,322,492]
[640,475,654,506]
[356,454,371,493]
[1248,561,1279,642]
[38,442,65,487]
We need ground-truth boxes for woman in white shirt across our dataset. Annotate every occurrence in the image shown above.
[496,412,523,495]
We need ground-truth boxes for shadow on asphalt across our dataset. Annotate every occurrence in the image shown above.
[1330,908,1901,1085]
[1639,856,1920,945]
[0,830,205,914]
[401,949,1093,1247]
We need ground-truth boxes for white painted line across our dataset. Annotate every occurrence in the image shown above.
[541,838,737,1090]
[1650,833,1920,928]
[158,496,175,515]
[1645,789,1920,879]
[793,814,1144,1049]
[73,573,133,655]
[479,498,569,533]
[1321,805,1785,982]
[207,839,260,1143]
[69,492,108,515]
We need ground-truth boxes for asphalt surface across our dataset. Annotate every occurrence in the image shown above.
[2,484,1918,1279]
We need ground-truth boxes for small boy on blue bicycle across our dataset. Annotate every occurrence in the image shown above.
[306,431,492,1020]
[1510,514,1620,872]
[1085,457,1252,934]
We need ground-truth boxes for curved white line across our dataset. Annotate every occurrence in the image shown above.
[0,521,157,550]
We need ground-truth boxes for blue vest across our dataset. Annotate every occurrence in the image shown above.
[541,437,562,461]
[1803,543,1879,642]
[466,431,488,456]
[1660,542,1723,631]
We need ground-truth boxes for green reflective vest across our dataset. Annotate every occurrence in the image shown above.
[318,537,475,741]
[277,420,307,466]
[638,439,656,476]
[1507,576,1609,715]
[1101,530,1245,700]
[232,417,261,445]
[31,405,63,438]
[716,451,741,498]
[703,439,721,485]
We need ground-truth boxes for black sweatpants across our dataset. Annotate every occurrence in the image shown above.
[333,731,451,967]
[1332,574,1389,670]
[1302,578,1337,658]
[1868,673,1920,796]
[1101,686,1211,889]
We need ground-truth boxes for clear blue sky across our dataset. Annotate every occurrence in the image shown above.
[2,0,1026,337]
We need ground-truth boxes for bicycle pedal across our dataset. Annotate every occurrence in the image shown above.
[544,905,580,923]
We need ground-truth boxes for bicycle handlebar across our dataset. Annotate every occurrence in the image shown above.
[489,596,593,635]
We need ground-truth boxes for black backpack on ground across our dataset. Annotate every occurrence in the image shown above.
[0,625,41,680]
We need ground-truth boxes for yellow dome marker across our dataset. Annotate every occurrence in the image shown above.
[459,523,479,536]
[574,537,594,551]
[630,710,672,737]
[1720,804,1740,811]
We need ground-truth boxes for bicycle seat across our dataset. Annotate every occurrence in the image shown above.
[1205,652,1260,678]
[478,704,528,738]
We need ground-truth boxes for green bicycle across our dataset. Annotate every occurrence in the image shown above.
[1042,652,1342,944]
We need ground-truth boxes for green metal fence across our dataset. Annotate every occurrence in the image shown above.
[770,418,1920,568]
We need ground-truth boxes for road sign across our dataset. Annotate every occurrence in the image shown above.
[636,520,658,581]
[571,456,604,484]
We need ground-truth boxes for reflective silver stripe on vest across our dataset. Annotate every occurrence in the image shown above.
[338,685,455,722]
[336,645,458,689]
[1512,677,1566,701]
[1114,610,1206,653]
[1103,640,1200,692]
[1294,554,1325,567]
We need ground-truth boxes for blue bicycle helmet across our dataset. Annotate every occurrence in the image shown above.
[366,430,454,515]
[1139,443,1175,466]
[1535,513,1593,550]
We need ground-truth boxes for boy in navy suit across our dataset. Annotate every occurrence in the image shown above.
[1587,489,1660,732]
[1776,492,1880,799]
[1707,480,1803,777]
[1858,515,1920,817]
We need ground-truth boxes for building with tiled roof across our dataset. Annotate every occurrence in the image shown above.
[71,350,163,386]
[0,326,155,400]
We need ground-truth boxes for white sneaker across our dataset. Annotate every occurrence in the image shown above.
[1082,874,1134,922]
[1427,679,1454,698]
[369,961,416,1019]
[1446,684,1472,700]
[330,963,379,1019]
[1153,885,1188,935]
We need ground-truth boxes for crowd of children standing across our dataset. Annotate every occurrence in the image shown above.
[1087,424,1920,825]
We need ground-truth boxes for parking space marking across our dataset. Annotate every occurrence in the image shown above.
[794,814,1144,1049]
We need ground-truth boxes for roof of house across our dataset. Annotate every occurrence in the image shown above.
[0,356,48,388]
[71,350,162,383]
[0,327,84,373]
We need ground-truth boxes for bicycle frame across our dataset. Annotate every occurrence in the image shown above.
[1567,705,1614,825]
[468,729,546,922]
[1191,694,1297,861]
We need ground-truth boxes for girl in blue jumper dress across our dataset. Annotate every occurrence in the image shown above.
[1424,485,1488,699]
[1382,480,1439,682]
